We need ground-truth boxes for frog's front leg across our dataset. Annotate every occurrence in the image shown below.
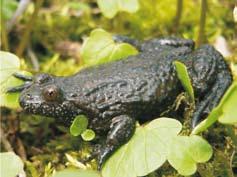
[97,115,136,170]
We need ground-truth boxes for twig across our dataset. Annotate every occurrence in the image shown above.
[173,0,183,33]
[229,150,235,176]
[16,137,27,160]
[27,46,40,71]
[197,0,207,46]
[16,0,44,57]
[0,6,9,51]
[226,125,237,177]
[7,0,31,31]
[0,125,14,152]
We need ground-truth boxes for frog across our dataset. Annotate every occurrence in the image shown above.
[8,36,232,170]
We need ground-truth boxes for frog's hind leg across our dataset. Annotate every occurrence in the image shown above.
[191,45,232,128]
[141,37,195,52]
[192,72,232,128]
[97,115,135,170]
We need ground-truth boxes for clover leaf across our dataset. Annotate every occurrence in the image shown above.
[70,115,89,136]
[97,0,139,18]
[81,129,96,141]
[81,29,138,66]
[102,118,212,177]
[168,135,213,176]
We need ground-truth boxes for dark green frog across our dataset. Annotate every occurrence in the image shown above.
[9,37,232,169]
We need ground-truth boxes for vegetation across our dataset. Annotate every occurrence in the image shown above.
[0,0,237,177]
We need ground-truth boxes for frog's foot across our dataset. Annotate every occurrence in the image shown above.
[12,72,33,81]
[6,72,33,93]
[191,67,232,128]
[97,115,135,170]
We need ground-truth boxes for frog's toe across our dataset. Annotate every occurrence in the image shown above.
[97,146,112,170]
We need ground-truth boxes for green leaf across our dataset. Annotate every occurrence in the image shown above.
[0,52,32,108]
[70,115,89,136]
[0,0,18,20]
[52,169,101,177]
[97,0,139,18]
[192,81,237,134]
[102,118,212,177]
[174,61,194,102]
[0,70,32,108]
[218,82,237,124]
[168,135,213,176]
[0,152,24,177]
[191,108,221,135]
[81,29,138,66]
[81,129,95,141]
[102,118,181,177]
[0,51,20,84]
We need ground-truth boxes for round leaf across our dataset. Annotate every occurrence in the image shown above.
[0,51,20,84]
[97,0,118,18]
[81,29,138,66]
[81,129,95,141]
[167,135,213,176]
[97,0,139,18]
[70,115,89,136]
[0,152,24,177]
[102,118,182,177]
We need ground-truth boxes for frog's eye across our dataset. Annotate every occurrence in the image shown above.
[42,85,59,101]
[35,73,52,84]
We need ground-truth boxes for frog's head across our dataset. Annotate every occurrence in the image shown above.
[18,73,80,124]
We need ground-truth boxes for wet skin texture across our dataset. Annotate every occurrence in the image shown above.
[13,37,232,170]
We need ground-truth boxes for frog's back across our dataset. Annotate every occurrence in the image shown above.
[65,47,189,121]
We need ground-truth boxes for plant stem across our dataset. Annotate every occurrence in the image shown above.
[16,0,44,57]
[0,125,13,152]
[1,21,9,51]
[173,0,183,33]
[226,125,236,177]
[197,0,207,47]
[7,0,31,31]
[0,0,9,51]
